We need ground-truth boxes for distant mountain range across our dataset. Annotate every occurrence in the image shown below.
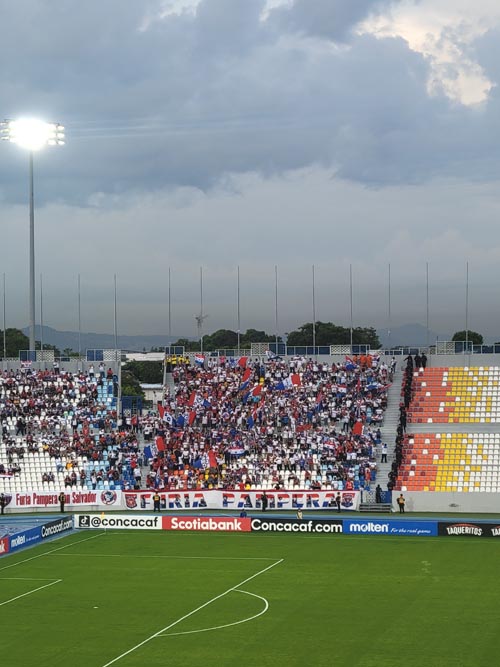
[23,326,183,353]
[23,323,463,353]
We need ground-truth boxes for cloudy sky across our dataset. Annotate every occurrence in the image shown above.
[2,0,500,342]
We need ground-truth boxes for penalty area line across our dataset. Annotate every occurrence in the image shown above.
[0,578,62,607]
[101,558,284,667]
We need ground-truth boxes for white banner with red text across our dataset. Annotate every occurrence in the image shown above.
[3,489,121,511]
[122,489,359,512]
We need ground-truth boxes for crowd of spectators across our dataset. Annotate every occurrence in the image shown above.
[0,366,138,490]
[145,354,391,492]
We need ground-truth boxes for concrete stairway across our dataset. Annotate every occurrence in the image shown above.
[165,372,176,395]
[376,366,403,487]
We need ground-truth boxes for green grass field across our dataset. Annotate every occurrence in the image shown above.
[1,529,500,667]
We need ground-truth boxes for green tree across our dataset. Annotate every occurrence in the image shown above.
[452,330,483,345]
[241,329,277,346]
[352,327,380,348]
[0,328,29,358]
[287,322,380,347]
[171,338,199,352]
[202,329,238,350]
[123,361,163,384]
[120,369,144,397]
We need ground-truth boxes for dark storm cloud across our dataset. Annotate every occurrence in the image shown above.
[2,1,500,339]
[0,0,471,205]
[268,0,399,42]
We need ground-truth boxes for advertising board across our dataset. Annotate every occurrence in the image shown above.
[41,517,74,539]
[344,519,437,536]
[75,514,162,530]
[438,521,500,538]
[0,536,10,556]
[250,518,343,534]
[162,516,251,532]
[8,526,43,553]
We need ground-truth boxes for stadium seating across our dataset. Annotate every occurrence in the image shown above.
[407,366,500,423]
[0,369,134,495]
[397,433,500,492]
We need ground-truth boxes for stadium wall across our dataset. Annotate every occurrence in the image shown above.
[392,491,500,513]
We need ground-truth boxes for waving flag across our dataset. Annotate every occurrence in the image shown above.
[366,381,380,392]
[352,421,363,436]
[238,357,248,368]
[155,436,166,452]
[290,374,301,387]
[208,450,218,468]
[144,441,158,458]
[345,356,357,371]
[194,354,205,366]
[188,391,197,407]
[164,412,174,426]
[242,368,252,383]
[251,385,263,397]
[158,404,165,419]
[188,410,197,426]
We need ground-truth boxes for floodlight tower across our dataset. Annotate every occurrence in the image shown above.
[1,118,65,351]
[195,313,208,354]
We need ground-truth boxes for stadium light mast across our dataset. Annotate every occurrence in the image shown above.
[1,118,65,351]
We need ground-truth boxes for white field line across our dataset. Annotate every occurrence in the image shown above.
[0,578,61,607]
[101,558,284,667]
[52,553,277,561]
[0,577,59,581]
[158,589,269,637]
[0,531,105,573]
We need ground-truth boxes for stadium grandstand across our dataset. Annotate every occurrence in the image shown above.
[0,358,139,497]
[145,353,391,493]
[2,343,500,512]
[395,360,500,506]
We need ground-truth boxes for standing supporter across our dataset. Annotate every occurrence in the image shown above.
[58,491,66,513]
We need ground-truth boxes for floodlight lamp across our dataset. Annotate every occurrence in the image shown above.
[2,118,63,151]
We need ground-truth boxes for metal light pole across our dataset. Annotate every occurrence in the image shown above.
[1,118,64,351]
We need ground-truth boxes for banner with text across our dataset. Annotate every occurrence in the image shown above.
[3,489,121,510]
[438,521,500,538]
[163,516,252,532]
[122,490,359,512]
[75,514,162,530]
